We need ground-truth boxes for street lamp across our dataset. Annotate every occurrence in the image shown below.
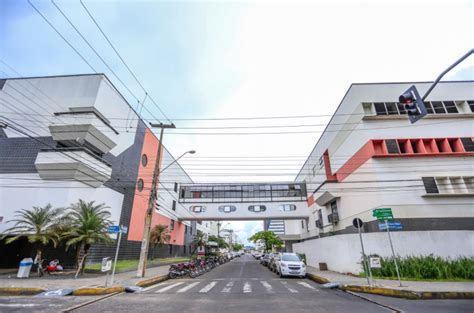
[159,150,196,174]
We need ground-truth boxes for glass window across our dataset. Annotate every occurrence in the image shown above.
[279,204,296,211]
[385,102,398,115]
[172,200,176,211]
[248,205,266,212]
[219,205,236,213]
[282,254,301,262]
[425,101,434,114]
[170,220,175,230]
[190,206,205,213]
[330,200,338,214]
[432,101,446,114]
[137,179,144,192]
[141,154,148,167]
[374,102,387,115]
[174,182,178,192]
[443,101,458,113]
[468,100,474,113]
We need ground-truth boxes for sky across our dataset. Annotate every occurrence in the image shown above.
[1,0,473,244]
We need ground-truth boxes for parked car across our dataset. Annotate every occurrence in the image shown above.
[268,253,280,272]
[260,253,273,266]
[275,253,306,278]
[254,252,263,260]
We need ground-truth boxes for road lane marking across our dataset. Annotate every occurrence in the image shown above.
[155,282,184,293]
[221,281,234,293]
[199,281,218,293]
[143,282,168,292]
[177,282,200,293]
[243,281,252,293]
[297,281,317,290]
[280,281,298,293]
[260,281,274,293]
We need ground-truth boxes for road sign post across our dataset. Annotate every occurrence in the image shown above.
[385,220,403,287]
[352,218,372,285]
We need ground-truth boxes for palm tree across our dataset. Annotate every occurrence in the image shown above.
[62,200,113,274]
[191,230,206,256]
[149,224,170,259]
[1,204,62,276]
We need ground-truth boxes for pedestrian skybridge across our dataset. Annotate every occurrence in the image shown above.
[177,182,310,221]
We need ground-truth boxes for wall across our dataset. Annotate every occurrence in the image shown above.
[293,230,474,274]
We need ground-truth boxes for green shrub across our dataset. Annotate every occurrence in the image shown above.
[363,255,474,281]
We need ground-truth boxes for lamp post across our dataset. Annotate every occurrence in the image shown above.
[159,150,196,174]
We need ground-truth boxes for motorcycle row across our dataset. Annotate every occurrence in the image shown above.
[168,255,231,279]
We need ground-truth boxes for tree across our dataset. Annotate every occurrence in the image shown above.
[232,243,244,251]
[1,204,62,276]
[149,224,170,259]
[248,230,283,252]
[208,235,228,249]
[62,200,113,274]
[191,230,206,255]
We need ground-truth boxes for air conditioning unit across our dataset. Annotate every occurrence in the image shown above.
[315,219,323,229]
[328,213,339,224]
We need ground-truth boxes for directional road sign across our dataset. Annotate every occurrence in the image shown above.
[107,225,120,234]
[379,222,403,231]
[372,208,394,220]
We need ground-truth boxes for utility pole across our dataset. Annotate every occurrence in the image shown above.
[136,122,175,278]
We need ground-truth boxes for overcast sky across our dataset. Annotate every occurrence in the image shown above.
[1,0,472,244]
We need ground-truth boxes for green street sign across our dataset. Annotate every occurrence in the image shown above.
[375,215,394,221]
[373,208,392,215]
[373,208,394,220]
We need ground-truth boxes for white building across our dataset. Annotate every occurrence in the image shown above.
[287,81,474,274]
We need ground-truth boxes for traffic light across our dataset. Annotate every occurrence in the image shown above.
[399,85,427,124]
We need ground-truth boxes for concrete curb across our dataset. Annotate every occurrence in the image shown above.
[340,284,474,300]
[306,273,330,284]
[0,287,46,296]
[72,287,125,296]
[135,274,169,288]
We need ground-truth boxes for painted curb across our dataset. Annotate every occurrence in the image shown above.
[341,284,474,300]
[0,287,45,295]
[306,273,330,284]
[72,287,125,296]
[135,275,169,288]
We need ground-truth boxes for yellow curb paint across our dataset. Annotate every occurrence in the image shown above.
[306,273,330,284]
[72,287,124,296]
[341,285,474,300]
[136,275,169,288]
[0,287,45,295]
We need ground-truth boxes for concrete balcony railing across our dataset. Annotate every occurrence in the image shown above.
[50,107,118,154]
[34,147,112,187]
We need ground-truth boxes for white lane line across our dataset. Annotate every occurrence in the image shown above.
[199,281,218,293]
[243,281,252,293]
[260,281,274,293]
[297,281,317,290]
[155,282,184,293]
[142,282,168,292]
[177,281,200,293]
[221,281,234,293]
[280,281,298,293]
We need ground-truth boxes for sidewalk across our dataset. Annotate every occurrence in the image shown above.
[306,266,474,299]
[0,264,169,294]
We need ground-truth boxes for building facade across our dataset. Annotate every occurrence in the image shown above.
[289,81,474,273]
[0,74,214,267]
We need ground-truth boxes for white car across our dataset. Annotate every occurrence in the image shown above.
[276,253,306,278]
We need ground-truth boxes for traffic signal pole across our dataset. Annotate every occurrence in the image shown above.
[136,122,175,278]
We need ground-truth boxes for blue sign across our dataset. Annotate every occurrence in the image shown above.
[107,225,120,233]
[378,222,403,231]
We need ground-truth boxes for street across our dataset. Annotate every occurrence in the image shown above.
[1,254,471,313]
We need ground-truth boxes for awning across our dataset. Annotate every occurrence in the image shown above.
[315,191,340,206]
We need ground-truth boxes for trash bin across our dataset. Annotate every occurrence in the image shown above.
[17,258,33,278]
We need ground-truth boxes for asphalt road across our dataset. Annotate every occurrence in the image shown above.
[0,255,472,313]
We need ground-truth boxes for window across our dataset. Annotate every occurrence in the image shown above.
[373,100,462,116]
[172,200,176,211]
[279,204,296,211]
[422,176,474,194]
[170,220,175,231]
[185,225,188,234]
[374,102,387,115]
[443,101,458,113]
[330,200,338,214]
[248,205,266,212]
[468,100,474,112]
[137,179,144,192]
[219,205,236,213]
[190,206,206,213]
[385,102,398,115]
[174,182,178,193]
[141,154,148,167]
[301,220,305,229]
[431,101,446,114]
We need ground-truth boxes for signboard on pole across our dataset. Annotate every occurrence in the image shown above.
[370,257,382,268]
[378,222,403,231]
[372,208,394,220]
[107,225,120,234]
[121,225,128,234]
[101,257,112,272]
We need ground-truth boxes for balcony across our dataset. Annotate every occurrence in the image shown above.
[34,147,112,187]
[50,107,118,154]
